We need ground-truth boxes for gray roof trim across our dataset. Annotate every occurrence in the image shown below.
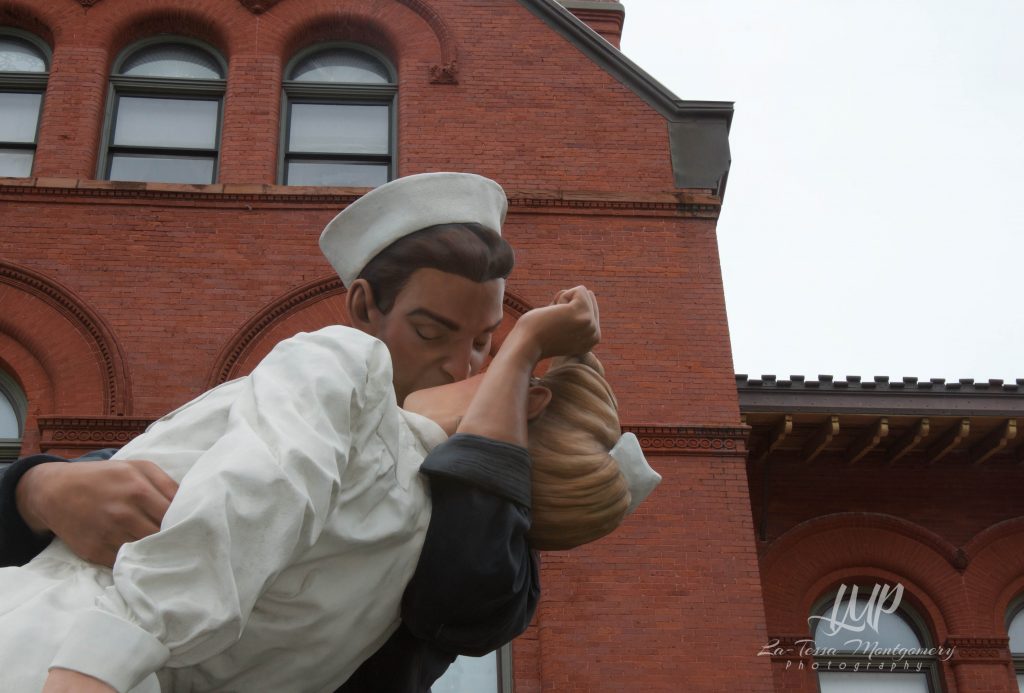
[559,1,625,13]
[737,374,1024,417]
[518,0,734,125]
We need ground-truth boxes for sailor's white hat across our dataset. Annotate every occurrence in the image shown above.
[319,172,508,286]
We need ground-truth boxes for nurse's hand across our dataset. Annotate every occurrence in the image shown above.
[43,669,116,693]
[17,459,178,567]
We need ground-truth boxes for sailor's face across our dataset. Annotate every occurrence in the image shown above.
[373,268,505,404]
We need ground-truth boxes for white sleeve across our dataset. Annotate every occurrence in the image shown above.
[49,327,394,692]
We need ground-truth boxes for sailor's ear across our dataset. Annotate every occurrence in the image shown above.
[346,279,379,330]
[526,384,552,421]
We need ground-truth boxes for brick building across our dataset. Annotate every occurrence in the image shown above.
[0,0,1020,692]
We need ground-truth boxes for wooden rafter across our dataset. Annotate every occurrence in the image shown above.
[925,418,970,465]
[886,418,930,465]
[971,419,1018,465]
[803,415,839,463]
[753,415,792,464]
[846,417,889,464]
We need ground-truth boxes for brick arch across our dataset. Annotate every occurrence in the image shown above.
[272,0,458,83]
[759,512,969,634]
[94,4,231,65]
[207,275,532,387]
[959,518,1024,633]
[0,262,132,451]
[0,1,56,47]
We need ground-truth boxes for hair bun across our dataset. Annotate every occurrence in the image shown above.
[549,352,605,376]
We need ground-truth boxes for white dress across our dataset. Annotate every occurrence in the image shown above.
[0,326,448,693]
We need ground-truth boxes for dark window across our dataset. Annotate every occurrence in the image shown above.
[281,45,395,187]
[0,31,49,178]
[103,40,225,184]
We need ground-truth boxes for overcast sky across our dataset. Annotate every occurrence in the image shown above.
[619,1,1023,382]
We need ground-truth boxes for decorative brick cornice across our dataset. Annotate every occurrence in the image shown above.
[0,261,131,416]
[36,418,752,458]
[623,425,749,456]
[945,636,1011,664]
[38,416,150,450]
[508,195,720,217]
[0,180,720,216]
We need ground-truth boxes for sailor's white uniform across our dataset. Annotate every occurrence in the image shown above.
[0,326,448,693]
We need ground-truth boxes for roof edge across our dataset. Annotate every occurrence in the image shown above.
[517,0,734,195]
[518,0,734,124]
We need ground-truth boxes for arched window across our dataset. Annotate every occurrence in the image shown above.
[102,39,225,184]
[0,29,49,178]
[809,584,941,692]
[0,369,27,464]
[1007,599,1024,692]
[281,44,395,187]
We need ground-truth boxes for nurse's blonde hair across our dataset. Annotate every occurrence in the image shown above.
[526,353,630,550]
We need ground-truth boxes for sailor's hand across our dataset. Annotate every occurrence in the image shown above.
[18,459,178,567]
[509,285,601,362]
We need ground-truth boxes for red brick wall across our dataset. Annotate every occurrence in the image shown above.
[0,1,766,690]
[752,459,1024,692]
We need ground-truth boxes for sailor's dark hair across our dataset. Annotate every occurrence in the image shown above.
[357,222,514,313]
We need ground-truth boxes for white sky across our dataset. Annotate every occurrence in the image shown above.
[620,1,1023,382]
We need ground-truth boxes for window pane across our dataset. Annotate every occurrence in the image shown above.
[286,161,387,187]
[1017,673,1023,693]
[113,97,218,149]
[288,103,388,154]
[0,37,47,72]
[120,43,222,79]
[290,48,390,84]
[0,148,33,177]
[0,393,19,438]
[0,92,42,142]
[813,596,923,652]
[109,154,214,184]
[819,672,929,692]
[432,653,498,693]
[1010,609,1024,653]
